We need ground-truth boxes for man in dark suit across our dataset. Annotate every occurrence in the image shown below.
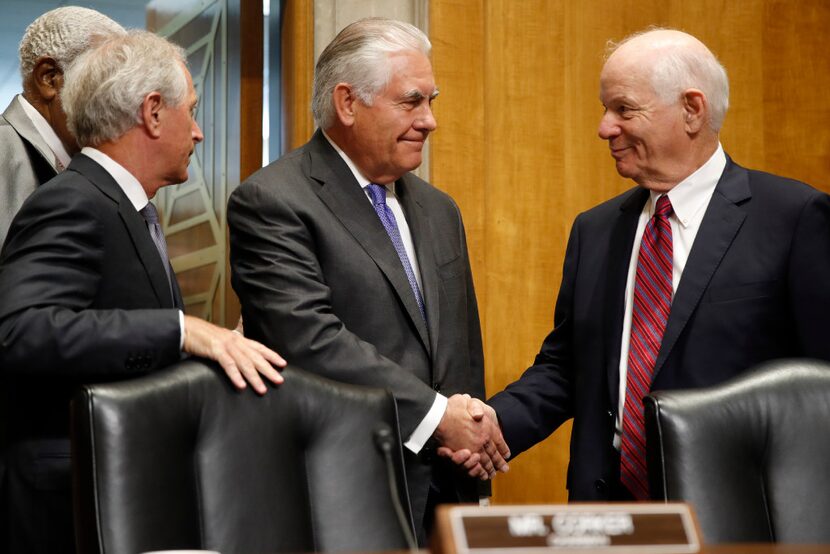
[0,9,125,551]
[0,6,125,246]
[442,29,830,500]
[0,31,285,554]
[228,17,507,543]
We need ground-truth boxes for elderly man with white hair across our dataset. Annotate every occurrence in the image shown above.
[444,28,830,502]
[0,30,286,554]
[0,6,125,246]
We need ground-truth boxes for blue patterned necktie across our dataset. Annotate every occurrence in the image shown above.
[621,194,674,500]
[139,202,174,293]
[365,184,426,322]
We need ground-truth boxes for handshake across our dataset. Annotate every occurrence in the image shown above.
[433,394,511,480]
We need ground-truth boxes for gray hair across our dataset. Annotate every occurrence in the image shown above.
[62,30,188,148]
[312,17,431,129]
[608,28,730,131]
[18,6,125,79]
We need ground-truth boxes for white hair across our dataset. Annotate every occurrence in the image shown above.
[18,6,125,79]
[609,28,730,131]
[312,17,431,129]
[62,30,188,147]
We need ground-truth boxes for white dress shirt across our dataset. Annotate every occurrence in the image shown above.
[81,146,185,349]
[18,94,71,170]
[614,144,727,448]
[323,131,445,454]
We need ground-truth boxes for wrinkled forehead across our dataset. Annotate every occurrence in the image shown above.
[600,51,653,96]
[383,50,437,92]
[603,40,656,78]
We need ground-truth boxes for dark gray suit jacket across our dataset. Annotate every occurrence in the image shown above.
[228,130,485,531]
[0,96,59,247]
[0,154,182,554]
[490,157,830,500]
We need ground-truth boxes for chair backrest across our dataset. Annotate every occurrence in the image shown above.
[71,360,414,553]
[645,358,830,544]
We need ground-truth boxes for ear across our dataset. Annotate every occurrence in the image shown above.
[682,89,707,133]
[139,92,164,138]
[31,57,62,102]
[332,83,357,127]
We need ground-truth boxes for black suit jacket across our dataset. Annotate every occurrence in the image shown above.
[0,154,182,553]
[0,96,60,551]
[228,130,485,533]
[490,157,830,500]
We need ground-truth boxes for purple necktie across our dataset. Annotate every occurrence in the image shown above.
[139,202,173,293]
[366,184,426,322]
[621,194,673,500]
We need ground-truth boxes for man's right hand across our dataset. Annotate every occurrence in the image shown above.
[182,315,286,395]
[434,394,510,479]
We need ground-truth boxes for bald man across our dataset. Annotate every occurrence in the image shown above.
[443,28,830,500]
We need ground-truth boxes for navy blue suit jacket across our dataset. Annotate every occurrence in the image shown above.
[489,157,830,500]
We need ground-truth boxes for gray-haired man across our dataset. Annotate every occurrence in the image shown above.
[229,17,508,543]
[0,30,286,554]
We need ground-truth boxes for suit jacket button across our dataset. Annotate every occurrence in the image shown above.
[607,410,614,418]
[595,479,607,494]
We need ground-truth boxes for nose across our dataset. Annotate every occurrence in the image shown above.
[192,120,204,143]
[597,111,619,140]
[414,104,437,133]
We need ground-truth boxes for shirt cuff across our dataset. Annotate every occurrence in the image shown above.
[404,393,447,453]
[178,310,185,350]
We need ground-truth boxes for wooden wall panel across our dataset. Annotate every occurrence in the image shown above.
[480,0,570,504]
[761,0,830,190]
[240,0,264,182]
[282,0,316,150]
[429,0,487,311]
[429,0,830,505]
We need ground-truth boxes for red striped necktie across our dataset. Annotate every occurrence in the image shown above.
[621,194,673,500]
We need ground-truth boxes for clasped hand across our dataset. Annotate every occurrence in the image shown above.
[433,394,510,480]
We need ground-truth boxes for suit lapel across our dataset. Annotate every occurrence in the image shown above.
[171,269,185,310]
[307,131,431,351]
[604,187,649,407]
[652,159,750,378]
[3,96,60,174]
[397,176,439,358]
[68,155,176,308]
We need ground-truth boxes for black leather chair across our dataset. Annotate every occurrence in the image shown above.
[71,360,414,553]
[645,358,830,544]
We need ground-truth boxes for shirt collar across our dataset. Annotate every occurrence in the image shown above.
[652,143,726,227]
[81,147,150,211]
[321,130,397,195]
[17,94,72,169]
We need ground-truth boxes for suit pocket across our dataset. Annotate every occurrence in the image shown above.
[705,280,779,304]
[437,254,463,280]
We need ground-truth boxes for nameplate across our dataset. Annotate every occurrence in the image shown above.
[432,503,701,554]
